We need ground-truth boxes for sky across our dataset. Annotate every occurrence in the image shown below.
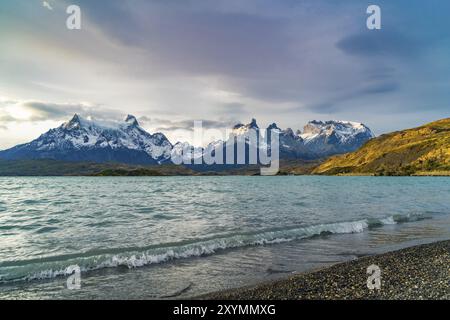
[1,0,450,148]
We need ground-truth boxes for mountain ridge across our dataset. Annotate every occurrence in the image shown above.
[313,118,450,175]
[0,115,374,165]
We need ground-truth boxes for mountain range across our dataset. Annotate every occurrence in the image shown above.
[0,114,374,166]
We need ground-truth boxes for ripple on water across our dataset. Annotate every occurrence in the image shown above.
[135,207,154,214]
[22,199,46,205]
[51,200,73,206]
[86,220,116,228]
[35,226,59,234]
[0,225,16,231]
[152,213,177,220]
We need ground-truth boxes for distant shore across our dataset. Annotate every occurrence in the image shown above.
[199,240,450,300]
[1,158,449,177]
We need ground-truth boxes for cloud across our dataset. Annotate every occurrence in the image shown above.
[359,82,399,95]
[21,101,72,120]
[79,1,293,77]
[139,117,238,132]
[0,113,14,130]
[0,99,242,133]
[0,99,123,123]
[336,31,421,58]
[302,80,400,114]
[216,102,247,115]
[3,0,450,142]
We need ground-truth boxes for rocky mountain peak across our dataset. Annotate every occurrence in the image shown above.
[267,123,281,131]
[64,114,83,130]
[124,114,139,126]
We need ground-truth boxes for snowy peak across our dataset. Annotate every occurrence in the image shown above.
[0,114,173,165]
[267,123,281,131]
[63,114,142,131]
[302,120,371,134]
[232,118,259,135]
[248,118,258,129]
[301,120,374,143]
[296,120,375,157]
[282,128,295,137]
[124,114,139,126]
[217,119,374,160]
[64,114,83,130]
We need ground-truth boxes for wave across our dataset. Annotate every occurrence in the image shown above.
[0,212,433,284]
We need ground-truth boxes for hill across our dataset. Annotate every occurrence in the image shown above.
[313,118,450,176]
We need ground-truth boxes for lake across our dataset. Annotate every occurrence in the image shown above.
[0,176,449,299]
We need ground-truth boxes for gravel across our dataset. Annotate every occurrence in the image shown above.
[200,240,450,300]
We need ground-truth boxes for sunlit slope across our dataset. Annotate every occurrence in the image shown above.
[313,118,450,175]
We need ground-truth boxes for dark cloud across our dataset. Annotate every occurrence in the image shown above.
[360,82,399,95]
[0,114,14,129]
[61,1,435,118]
[3,0,450,141]
[74,0,296,78]
[336,31,420,58]
[0,100,124,123]
[0,114,16,122]
[216,102,247,115]
[21,102,73,120]
[304,80,400,114]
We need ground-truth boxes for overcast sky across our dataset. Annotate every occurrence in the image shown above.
[1,0,449,148]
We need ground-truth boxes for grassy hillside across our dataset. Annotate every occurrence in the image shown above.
[313,118,450,176]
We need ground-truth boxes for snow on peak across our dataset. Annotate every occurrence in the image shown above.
[64,114,82,130]
[63,114,123,131]
[1,114,375,164]
[232,118,259,135]
[300,120,373,143]
[38,114,173,162]
[267,123,281,131]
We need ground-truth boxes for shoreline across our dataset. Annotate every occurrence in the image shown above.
[198,240,450,300]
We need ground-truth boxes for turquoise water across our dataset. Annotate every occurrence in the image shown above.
[0,176,449,299]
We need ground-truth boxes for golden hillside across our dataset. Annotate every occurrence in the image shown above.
[313,118,450,176]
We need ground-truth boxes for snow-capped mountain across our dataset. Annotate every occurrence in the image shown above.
[0,115,374,165]
[0,114,173,164]
[299,120,375,157]
[199,119,374,161]
[231,118,259,135]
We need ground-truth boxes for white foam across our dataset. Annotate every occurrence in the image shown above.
[1,214,428,283]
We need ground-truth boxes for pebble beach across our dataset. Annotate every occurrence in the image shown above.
[201,240,450,300]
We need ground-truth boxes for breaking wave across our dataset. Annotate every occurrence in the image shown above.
[0,212,433,284]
